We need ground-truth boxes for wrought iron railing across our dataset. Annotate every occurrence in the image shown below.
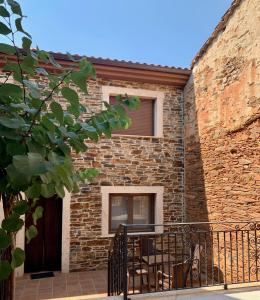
[107,221,260,300]
[107,224,128,297]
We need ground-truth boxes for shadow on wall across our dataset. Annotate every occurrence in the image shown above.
[184,75,209,224]
[183,76,219,285]
[183,70,260,286]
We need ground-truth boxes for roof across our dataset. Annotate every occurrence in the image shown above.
[0,51,191,87]
[51,52,190,73]
[191,0,243,67]
[51,52,191,87]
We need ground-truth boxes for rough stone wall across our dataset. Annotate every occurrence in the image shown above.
[70,78,184,271]
[184,0,260,223]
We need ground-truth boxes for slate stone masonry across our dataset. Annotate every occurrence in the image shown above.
[70,78,184,271]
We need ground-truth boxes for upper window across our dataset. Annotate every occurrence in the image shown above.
[110,96,155,136]
[109,194,155,233]
[102,86,164,138]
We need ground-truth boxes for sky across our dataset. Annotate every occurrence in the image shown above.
[14,0,233,68]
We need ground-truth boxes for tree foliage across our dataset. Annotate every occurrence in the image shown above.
[0,0,139,281]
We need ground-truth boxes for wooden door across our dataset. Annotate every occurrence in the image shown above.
[24,196,62,273]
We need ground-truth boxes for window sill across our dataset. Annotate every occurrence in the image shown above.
[111,134,163,139]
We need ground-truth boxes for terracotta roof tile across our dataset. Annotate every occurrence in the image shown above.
[48,51,190,75]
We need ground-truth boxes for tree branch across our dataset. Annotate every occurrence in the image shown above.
[6,15,26,104]
[0,72,11,85]
[25,70,73,136]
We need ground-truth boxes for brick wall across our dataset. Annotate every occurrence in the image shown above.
[184,0,260,223]
[70,79,184,271]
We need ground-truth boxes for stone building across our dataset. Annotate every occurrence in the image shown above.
[0,0,259,276]
[184,0,260,223]
[1,56,190,275]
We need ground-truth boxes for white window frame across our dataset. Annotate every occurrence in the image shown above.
[102,86,164,138]
[101,186,164,237]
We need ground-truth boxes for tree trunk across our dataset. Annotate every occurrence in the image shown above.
[1,194,16,300]
[1,247,15,300]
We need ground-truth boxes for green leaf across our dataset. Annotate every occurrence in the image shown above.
[0,260,12,280]
[0,83,22,97]
[56,166,74,191]
[0,43,15,54]
[36,67,48,76]
[7,0,22,16]
[0,116,25,129]
[25,225,37,244]
[41,183,55,198]
[0,6,10,17]
[3,62,22,82]
[0,21,11,35]
[57,141,71,155]
[21,56,35,75]
[0,229,11,250]
[25,183,41,199]
[32,206,43,225]
[22,36,31,51]
[123,96,140,109]
[82,168,99,181]
[11,248,25,268]
[13,200,29,215]
[23,80,41,98]
[71,72,87,93]
[2,214,24,232]
[27,140,46,156]
[81,123,97,132]
[6,164,31,189]
[6,141,26,156]
[41,115,55,132]
[55,183,65,198]
[50,101,63,124]
[13,153,50,176]
[79,58,96,79]
[61,87,79,104]
[49,54,61,68]
[68,105,80,118]
[64,114,74,126]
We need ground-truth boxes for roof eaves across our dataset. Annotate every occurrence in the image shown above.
[50,52,190,75]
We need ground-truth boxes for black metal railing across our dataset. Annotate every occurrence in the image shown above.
[107,224,128,297]
[107,221,260,299]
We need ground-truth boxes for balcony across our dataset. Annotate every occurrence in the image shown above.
[108,221,260,300]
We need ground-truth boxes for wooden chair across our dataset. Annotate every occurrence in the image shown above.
[127,260,149,292]
[157,243,203,289]
[157,259,191,289]
[190,244,203,281]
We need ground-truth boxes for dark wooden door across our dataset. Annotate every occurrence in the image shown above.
[24,196,62,273]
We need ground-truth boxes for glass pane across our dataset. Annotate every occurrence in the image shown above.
[111,195,128,230]
[133,195,152,224]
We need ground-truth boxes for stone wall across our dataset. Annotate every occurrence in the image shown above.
[70,78,184,271]
[184,0,260,223]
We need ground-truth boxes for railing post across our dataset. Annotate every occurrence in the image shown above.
[123,225,128,300]
[107,250,111,296]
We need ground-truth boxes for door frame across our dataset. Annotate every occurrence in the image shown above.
[15,190,71,277]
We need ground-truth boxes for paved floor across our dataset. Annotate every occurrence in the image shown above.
[15,270,107,300]
[130,284,260,300]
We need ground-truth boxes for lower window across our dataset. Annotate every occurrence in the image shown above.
[109,194,155,233]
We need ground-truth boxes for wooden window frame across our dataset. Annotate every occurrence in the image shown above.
[109,193,155,234]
